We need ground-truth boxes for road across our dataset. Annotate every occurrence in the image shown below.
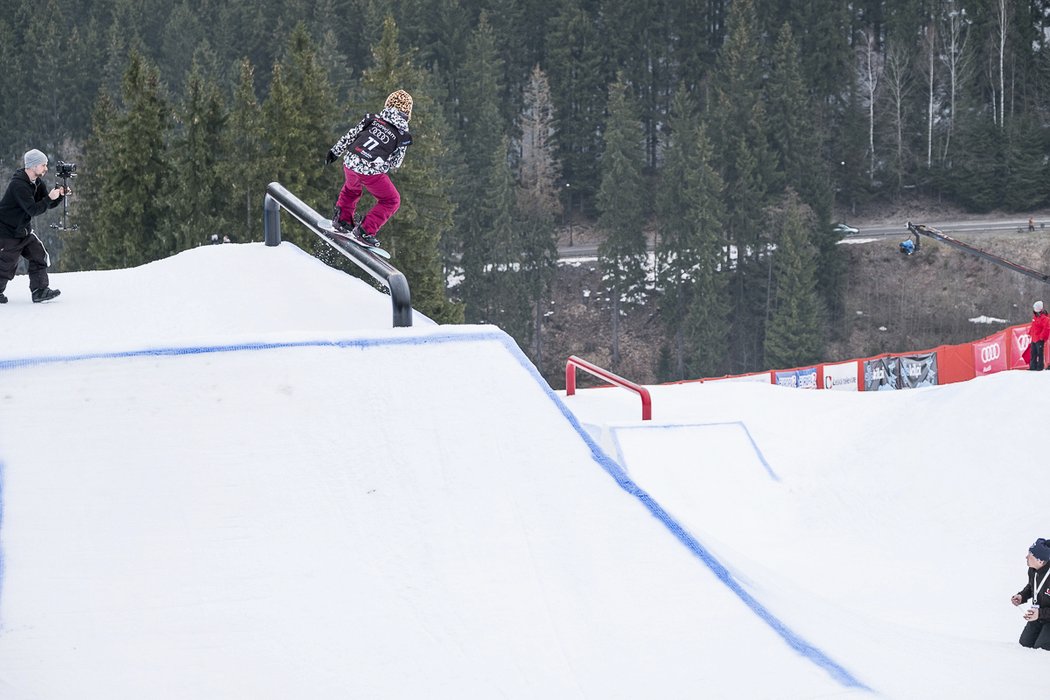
[850,217,1045,238]
[556,215,1047,258]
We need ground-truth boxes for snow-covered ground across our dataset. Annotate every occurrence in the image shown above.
[0,243,1044,698]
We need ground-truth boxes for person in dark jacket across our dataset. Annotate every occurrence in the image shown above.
[1028,301,1050,370]
[325,90,413,249]
[1011,538,1050,649]
[0,149,65,303]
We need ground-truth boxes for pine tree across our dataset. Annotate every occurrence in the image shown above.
[456,14,508,324]
[516,66,560,369]
[767,22,844,326]
[600,0,675,169]
[657,86,729,380]
[82,50,172,269]
[763,191,825,369]
[16,0,88,151]
[58,91,117,272]
[0,17,15,156]
[710,0,780,371]
[546,0,609,214]
[711,0,777,248]
[596,74,649,371]
[783,0,854,106]
[1002,115,1047,210]
[168,58,231,251]
[483,136,532,341]
[261,24,335,252]
[670,0,721,94]
[229,59,267,242]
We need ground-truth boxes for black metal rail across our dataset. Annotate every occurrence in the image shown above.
[263,181,412,327]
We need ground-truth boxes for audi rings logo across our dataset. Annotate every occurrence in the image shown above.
[980,344,1001,364]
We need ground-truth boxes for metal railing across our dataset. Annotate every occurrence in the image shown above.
[564,355,652,420]
[263,181,412,327]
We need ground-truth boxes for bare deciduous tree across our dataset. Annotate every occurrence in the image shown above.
[921,22,936,168]
[883,41,913,192]
[856,29,883,183]
[994,0,1010,126]
[939,1,971,162]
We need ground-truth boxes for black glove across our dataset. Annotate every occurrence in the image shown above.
[325,150,337,165]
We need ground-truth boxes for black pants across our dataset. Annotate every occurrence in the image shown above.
[1031,340,1046,371]
[0,233,50,293]
[1019,620,1050,649]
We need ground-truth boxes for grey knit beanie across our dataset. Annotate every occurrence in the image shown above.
[23,149,48,169]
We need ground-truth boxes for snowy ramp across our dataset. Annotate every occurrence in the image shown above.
[0,332,863,697]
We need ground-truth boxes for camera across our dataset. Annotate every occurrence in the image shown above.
[56,161,76,179]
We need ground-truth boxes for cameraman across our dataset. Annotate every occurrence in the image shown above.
[0,149,64,303]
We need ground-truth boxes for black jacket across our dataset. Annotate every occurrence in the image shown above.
[0,169,62,238]
[1017,564,1050,621]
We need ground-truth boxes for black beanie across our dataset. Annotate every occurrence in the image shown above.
[1030,538,1050,562]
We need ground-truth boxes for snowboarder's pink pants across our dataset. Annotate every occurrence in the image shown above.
[336,168,401,235]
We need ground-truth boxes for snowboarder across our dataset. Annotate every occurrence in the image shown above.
[1028,301,1050,371]
[0,149,64,303]
[1011,538,1050,650]
[325,90,414,250]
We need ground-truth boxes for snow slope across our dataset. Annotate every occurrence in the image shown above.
[0,242,1042,697]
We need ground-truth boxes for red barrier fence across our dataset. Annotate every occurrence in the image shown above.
[565,355,652,420]
[703,322,1041,391]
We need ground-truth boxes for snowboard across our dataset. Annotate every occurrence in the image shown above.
[318,221,391,259]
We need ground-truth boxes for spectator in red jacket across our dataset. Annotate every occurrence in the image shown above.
[1028,301,1050,371]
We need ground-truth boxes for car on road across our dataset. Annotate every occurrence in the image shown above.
[832,222,859,236]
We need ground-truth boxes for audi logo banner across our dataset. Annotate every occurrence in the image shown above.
[972,332,1008,376]
[1010,327,1033,370]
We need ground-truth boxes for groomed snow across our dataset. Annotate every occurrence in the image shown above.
[0,242,1043,698]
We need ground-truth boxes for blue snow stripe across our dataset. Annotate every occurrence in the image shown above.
[0,330,504,372]
[610,422,778,481]
[493,335,871,692]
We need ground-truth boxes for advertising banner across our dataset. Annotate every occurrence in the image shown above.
[774,367,818,389]
[822,361,859,391]
[863,357,900,391]
[1010,326,1032,370]
[899,353,938,389]
[972,332,1008,376]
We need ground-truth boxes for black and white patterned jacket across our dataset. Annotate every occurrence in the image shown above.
[330,107,412,176]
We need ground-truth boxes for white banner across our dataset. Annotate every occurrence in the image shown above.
[822,361,859,391]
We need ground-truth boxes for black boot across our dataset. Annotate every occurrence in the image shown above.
[353,225,381,247]
[332,206,355,233]
[31,287,61,303]
[0,290,6,304]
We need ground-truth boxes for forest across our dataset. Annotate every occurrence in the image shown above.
[3,0,1049,379]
